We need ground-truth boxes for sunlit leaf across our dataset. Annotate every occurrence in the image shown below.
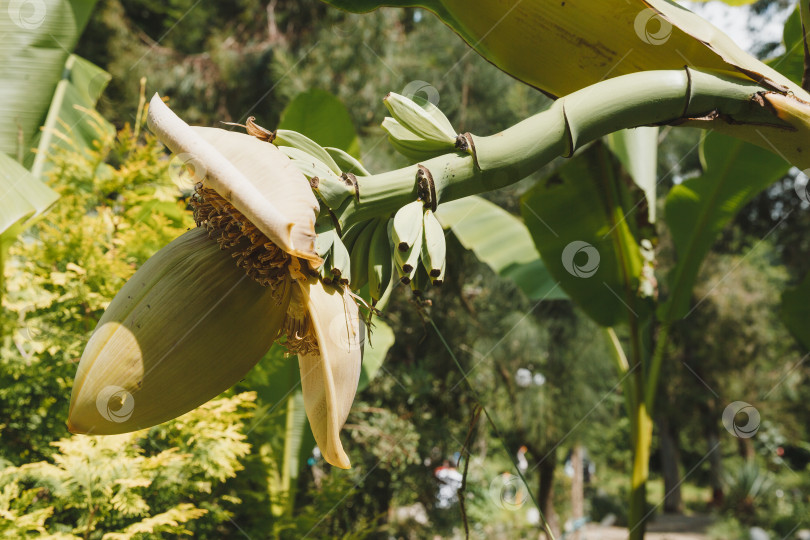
[660,132,790,322]
[521,142,646,327]
[436,195,566,301]
[279,88,361,157]
[0,0,99,163]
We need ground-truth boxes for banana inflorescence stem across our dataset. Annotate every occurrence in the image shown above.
[336,67,797,228]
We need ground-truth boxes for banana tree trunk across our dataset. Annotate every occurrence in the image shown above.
[658,416,684,514]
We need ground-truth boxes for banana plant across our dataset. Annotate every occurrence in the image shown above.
[72,4,810,538]
[0,0,110,304]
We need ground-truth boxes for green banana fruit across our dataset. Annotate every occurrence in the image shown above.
[382,117,457,161]
[391,200,425,253]
[330,235,352,285]
[368,218,394,305]
[340,220,370,253]
[399,226,422,277]
[348,220,376,290]
[279,146,356,210]
[383,92,456,144]
[314,218,337,282]
[421,209,446,278]
[410,264,430,297]
[432,260,446,287]
[274,129,342,175]
[326,147,371,176]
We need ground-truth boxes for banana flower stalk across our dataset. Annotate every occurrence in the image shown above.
[68,95,362,469]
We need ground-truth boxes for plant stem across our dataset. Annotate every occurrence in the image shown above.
[644,323,671,413]
[626,305,651,540]
[337,68,786,227]
[629,400,653,540]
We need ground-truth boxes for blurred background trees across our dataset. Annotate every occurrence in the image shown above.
[1,0,808,538]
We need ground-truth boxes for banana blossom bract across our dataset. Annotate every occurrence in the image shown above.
[68,95,362,469]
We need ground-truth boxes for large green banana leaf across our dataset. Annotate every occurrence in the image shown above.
[0,153,59,238]
[0,0,98,164]
[435,195,566,301]
[321,0,804,100]
[659,132,790,323]
[780,272,810,351]
[278,88,361,158]
[322,0,810,169]
[30,54,113,178]
[606,127,659,224]
[520,142,646,327]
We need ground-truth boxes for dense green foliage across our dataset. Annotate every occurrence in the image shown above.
[1,0,809,538]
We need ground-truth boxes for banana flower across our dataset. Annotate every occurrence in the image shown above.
[68,95,362,469]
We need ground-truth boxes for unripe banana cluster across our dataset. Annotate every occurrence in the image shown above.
[236,113,450,307]
[237,117,370,212]
[391,201,446,297]
[338,200,447,306]
[382,92,473,161]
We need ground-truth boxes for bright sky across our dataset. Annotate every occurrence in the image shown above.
[681,0,795,56]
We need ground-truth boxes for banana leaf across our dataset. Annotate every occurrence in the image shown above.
[322,0,810,167]
[0,0,98,164]
[520,142,646,327]
[435,195,567,301]
[0,153,59,238]
[606,127,659,223]
[30,54,113,178]
[659,132,790,323]
[766,7,803,87]
[781,272,810,351]
[321,0,805,100]
[278,88,361,158]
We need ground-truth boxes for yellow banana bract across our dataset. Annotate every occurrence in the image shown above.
[68,228,291,435]
[425,0,805,100]
[295,276,363,470]
[147,95,321,264]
